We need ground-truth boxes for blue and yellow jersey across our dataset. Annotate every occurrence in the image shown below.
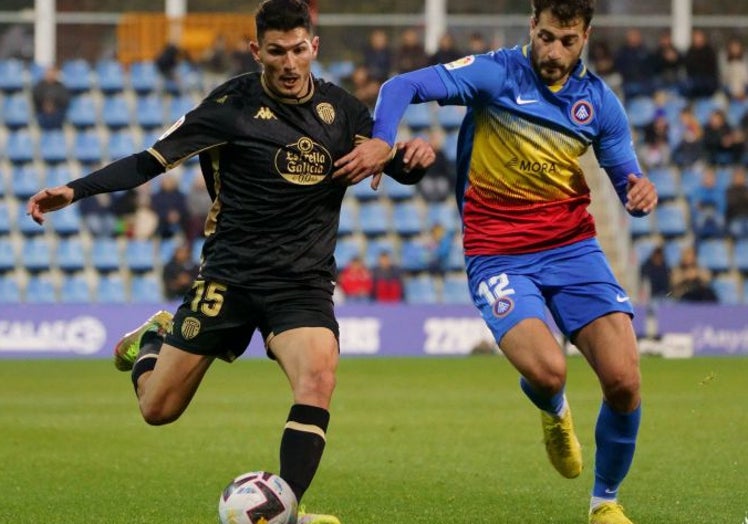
[373,45,640,255]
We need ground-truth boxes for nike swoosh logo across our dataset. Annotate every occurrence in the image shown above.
[616,294,630,303]
[604,488,617,495]
[516,95,538,105]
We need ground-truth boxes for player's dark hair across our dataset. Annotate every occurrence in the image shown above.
[255,0,312,41]
[531,0,595,29]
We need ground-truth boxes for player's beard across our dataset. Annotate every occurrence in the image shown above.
[533,57,576,85]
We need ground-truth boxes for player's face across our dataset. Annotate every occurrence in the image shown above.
[529,10,589,86]
[252,28,319,99]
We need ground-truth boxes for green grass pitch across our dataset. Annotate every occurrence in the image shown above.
[1,356,746,523]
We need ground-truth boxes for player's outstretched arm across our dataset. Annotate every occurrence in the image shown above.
[27,186,74,225]
[625,173,658,215]
[380,137,436,187]
[333,138,393,186]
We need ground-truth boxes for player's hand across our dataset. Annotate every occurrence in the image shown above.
[333,138,393,186]
[625,174,658,215]
[26,186,75,225]
[398,137,436,172]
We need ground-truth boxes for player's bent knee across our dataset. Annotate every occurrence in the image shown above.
[603,373,641,412]
[138,396,184,426]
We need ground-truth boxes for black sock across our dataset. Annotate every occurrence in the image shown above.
[279,404,330,502]
[130,332,163,393]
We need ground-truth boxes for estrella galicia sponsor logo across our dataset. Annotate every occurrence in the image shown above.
[570,100,594,125]
[0,316,106,355]
[275,137,332,185]
[492,296,514,318]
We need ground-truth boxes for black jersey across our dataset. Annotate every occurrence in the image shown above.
[148,73,372,291]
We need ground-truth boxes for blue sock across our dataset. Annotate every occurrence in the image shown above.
[592,401,641,499]
[519,376,565,415]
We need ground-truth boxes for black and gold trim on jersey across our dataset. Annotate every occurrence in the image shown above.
[260,72,315,104]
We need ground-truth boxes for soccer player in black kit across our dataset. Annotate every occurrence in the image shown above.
[26,1,435,522]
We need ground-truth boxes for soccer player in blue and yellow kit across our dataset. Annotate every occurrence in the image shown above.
[334,1,658,522]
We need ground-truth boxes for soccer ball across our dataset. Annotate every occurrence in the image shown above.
[218,471,298,524]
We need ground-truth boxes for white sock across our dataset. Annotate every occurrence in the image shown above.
[590,496,616,512]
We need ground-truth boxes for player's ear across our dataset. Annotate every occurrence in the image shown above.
[310,35,320,59]
[249,40,261,62]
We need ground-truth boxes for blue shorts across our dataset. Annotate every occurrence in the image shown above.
[465,238,634,343]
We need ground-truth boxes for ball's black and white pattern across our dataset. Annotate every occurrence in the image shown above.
[218,471,298,524]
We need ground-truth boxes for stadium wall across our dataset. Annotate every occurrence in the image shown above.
[0,303,746,358]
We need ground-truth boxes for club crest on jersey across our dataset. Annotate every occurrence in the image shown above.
[275,137,332,185]
[181,317,201,340]
[445,55,475,70]
[492,296,514,318]
[316,102,335,124]
[158,115,185,141]
[570,100,594,125]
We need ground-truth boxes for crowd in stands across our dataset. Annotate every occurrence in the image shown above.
[3,26,748,304]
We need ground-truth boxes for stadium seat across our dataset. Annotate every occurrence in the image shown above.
[141,129,163,150]
[60,274,91,303]
[334,237,361,269]
[95,274,127,303]
[326,60,355,82]
[16,206,44,236]
[365,237,395,267]
[426,201,459,232]
[647,166,679,201]
[403,103,433,132]
[73,129,103,164]
[0,205,11,236]
[633,238,657,265]
[48,205,82,236]
[101,94,131,129]
[0,237,16,271]
[663,239,687,268]
[130,61,160,94]
[629,213,653,238]
[404,275,438,304]
[61,59,93,93]
[167,95,195,123]
[733,239,748,273]
[68,94,97,128]
[358,202,390,237]
[39,130,69,163]
[191,237,205,264]
[350,179,379,201]
[21,237,52,272]
[158,237,179,265]
[441,131,459,163]
[95,59,125,94]
[0,275,21,303]
[107,130,137,161]
[442,274,471,304]
[692,206,725,239]
[400,239,429,272]
[135,94,166,129]
[0,58,25,92]
[337,201,357,236]
[625,96,656,128]
[655,204,688,237]
[25,275,57,303]
[382,176,416,201]
[436,105,466,132]
[10,164,41,199]
[392,202,423,237]
[130,274,163,303]
[697,239,731,273]
[6,129,35,164]
[124,239,156,273]
[2,93,32,129]
[692,96,722,126]
[91,237,121,272]
[56,237,86,272]
[712,276,740,304]
[45,164,73,187]
[446,240,465,271]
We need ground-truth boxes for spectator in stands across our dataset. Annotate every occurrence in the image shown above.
[185,174,212,244]
[429,33,464,66]
[588,40,621,95]
[150,174,189,238]
[362,29,392,83]
[614,28,655,99]
[682,29,719,99]
[112,188,138,236]
[670,245,717,302]
[651,30,682,92]
[416,132,456,203]
[155,42,184,81]
[703,108,743,166]
[337,256,373,303]
[229,38,260,76]
[639,245,671,301]
[640,108,671,168]
[467,32,490,54]
[32,66,71,130]
[720,36,748,101]
[671,104,704,167]
[79,193,117,237]
[425,223,453,275]
[371,250,403,302]
[725,166,748,236]
[349,65,381,111]
[394,28,428,74]
[201,34,231,88]
[162,242,199,301]
[692,167,726,237]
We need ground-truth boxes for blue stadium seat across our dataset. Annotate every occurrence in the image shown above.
[39,130,68,163]
[655,204,688,237]
[691,206,725,239]
[446,240,465,271]
[68,94,97,128]
[441,130,459,162]
[45,164,73,187]
[167,95,195,122]
[382,176,416,201]
[56,237,86,272]
[135,94,166,129]
[25,275,57,303]
[73,129,103,164]
[173,61,203,93]
[95,59,125,94]
[0,237,16,271]
[358,202,390,236]
[0,275,21,303]
[61,59,93,93]
[124,239,156,273]
[647,166,679,201]
[108,130,137,161]
[633,238,657,265]
[426,201,459,232]
[326,60,355,82]
[629,214,652,237]
[6,129,35,164]
[130,274,163,303]
[191,237,205,264]
[365,238,396,267]
[2,93,32,129]
[733,239,748,273]
[663,239,688,268]
[158,237,179,264]
[350,179,379,201]
[21,237,52,272]
[403,103,433,132]
[16,206,44,236]
[337,201,356,236]
[129,61,159,94]
[679,166,702,195]
[400,240,429,272]
[392,202,423,237]
[48,205,82,236]
[0,59,25,92]
[442,274,471,304]
[101,94,131,129]
[697,239,731,273]
[692,96,722,126]
[0,205,11,236]
[625,96,656,128]
[10,164,41,199]
[334,237,361,269]
[712,276,740,304]
[95,274,127,303]
[141,130,163,150]
[404,275,438,304]
[91,237,120,272]
[436,105,466,132]
[60,274,91,303]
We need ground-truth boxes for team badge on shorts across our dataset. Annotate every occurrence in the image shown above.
[181,316,201,340]
[570,100,594,125]
[492,296,514,318]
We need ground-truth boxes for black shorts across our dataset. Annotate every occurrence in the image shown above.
[164,280,339,362]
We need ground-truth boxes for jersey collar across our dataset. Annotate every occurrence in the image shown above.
[260,73,315,104]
